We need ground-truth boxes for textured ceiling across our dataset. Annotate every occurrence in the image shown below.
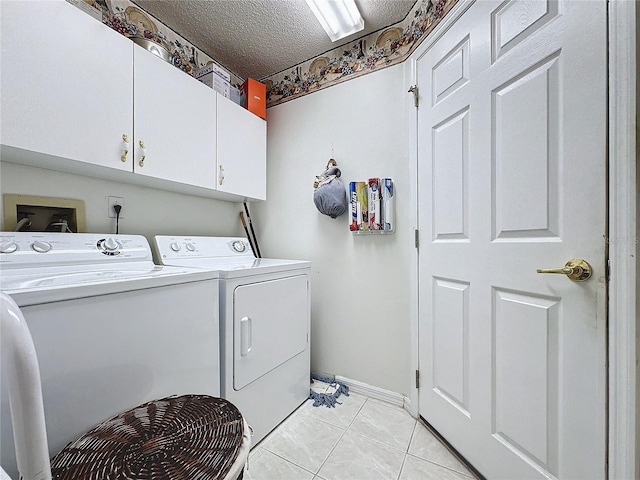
[133,0,416,80]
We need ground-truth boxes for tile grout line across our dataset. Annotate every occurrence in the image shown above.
[403,452,477,478]
[262,448,318,478]
[409,422,477,477]
[259,397,359,477]
[313,418,351,477]
[322,396,415,479]
[312,395,371,476]
[396,454,410,480]
[345,425,415,455]
[345,397,418,455]
[395,421,420,480]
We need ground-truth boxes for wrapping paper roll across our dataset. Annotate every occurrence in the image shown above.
[368,178,381,230]
[349,182,358,231]
[381,178,394,231]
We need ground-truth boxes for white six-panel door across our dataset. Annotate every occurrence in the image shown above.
[417,1,607,478]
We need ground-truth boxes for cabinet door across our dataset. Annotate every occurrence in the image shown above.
[1,0,133,171]
[133,47,217,190]
[216,97,267,200]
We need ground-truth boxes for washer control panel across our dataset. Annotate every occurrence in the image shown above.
[0,233,153,267]
[97,237,123,256]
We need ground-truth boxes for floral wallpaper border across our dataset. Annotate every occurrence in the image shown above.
[77,0,243,86]
[73,0,458,108]
[261,0,458,107]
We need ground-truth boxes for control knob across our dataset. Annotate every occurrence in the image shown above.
[186,243,196,252]
[97,238,121,255]
[232,241,246,253]
[170,242,181,252]
[103,237,119,251]
[0,241,18,254]
[31,240,52,253]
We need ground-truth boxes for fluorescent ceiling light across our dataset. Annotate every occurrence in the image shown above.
[305,0,365,42]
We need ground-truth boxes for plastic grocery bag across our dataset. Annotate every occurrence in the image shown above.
[313,163,348,219]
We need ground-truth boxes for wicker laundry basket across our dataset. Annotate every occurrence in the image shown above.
[49,395,250,480]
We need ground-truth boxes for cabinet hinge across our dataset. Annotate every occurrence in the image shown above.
[408,85,419,107]
[414,229,419,249]
[415,369,420,389]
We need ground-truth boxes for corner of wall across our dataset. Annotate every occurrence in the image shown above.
[636,3,640,476]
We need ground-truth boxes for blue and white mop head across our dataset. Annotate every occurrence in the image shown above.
[309,374,349,408]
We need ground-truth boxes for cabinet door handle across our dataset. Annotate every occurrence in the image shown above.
[121,134,129,162]
[219,165,225,185]
[138,140,146,167]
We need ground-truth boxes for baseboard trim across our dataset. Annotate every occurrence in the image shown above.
[403,396,413,416]
[334,375,406,410]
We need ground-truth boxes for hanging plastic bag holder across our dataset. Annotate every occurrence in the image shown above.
[313,159,348,219]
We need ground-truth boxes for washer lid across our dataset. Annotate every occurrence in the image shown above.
[1,263,219,306]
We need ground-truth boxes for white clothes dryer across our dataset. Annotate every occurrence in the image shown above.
[0,232,220,480]
[154,236,310,445]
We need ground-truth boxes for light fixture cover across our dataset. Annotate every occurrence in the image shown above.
[305,0,365,42]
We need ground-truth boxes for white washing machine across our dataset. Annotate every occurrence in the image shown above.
[0,232,220,480]
[154,236,310,445]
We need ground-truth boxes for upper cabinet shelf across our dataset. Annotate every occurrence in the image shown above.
[0,0,266,202]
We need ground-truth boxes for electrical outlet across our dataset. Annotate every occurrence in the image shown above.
[107,196,124,218]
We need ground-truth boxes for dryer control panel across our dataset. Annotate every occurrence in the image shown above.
[154,236,253,260]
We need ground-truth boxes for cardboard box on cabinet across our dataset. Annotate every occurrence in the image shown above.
[242,78,266,120]
[197,73,230,98]
[195,63,231,98]
[195,62,231,81]
[230,86,245,106]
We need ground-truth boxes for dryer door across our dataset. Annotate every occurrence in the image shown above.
[233,274,309,390]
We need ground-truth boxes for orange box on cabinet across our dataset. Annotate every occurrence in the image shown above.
[242,78,266,120]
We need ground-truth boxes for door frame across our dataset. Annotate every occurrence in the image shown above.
[607,1,637,479]
[406,1,637,478]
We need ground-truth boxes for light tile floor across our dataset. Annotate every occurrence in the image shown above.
[245,391,477,480]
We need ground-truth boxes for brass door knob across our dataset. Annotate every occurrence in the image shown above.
[537,259,592,281]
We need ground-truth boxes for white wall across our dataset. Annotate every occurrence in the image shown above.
[636,6,639,476]
[0,162,245,248]
[253,64,413,395]
[636,7,640,474]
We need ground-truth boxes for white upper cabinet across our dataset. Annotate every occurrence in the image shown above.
[133,47,217,190]
[1,0,133,172]
[217,97,267,200]
[1,0,267,201]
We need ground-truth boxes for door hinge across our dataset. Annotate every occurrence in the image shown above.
[414,229,419,249]
[408,85,419,107]
[415,369,420,389]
